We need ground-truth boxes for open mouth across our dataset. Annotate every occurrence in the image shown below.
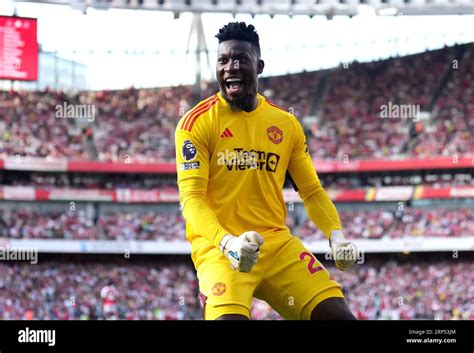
[224,77,244,95]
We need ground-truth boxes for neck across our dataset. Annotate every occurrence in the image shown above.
[228,94,258,113]
[242,95,259,112]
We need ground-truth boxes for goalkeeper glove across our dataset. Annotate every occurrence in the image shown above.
[219,231,264,273]
[329,230,357,271]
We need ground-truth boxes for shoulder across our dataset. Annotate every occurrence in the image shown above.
[177,94,219,133]
[264,96,288,115]
[261,95,302,129]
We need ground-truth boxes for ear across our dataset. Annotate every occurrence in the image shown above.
[257,59,265,75]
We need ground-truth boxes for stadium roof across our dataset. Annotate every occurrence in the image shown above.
[13,0,474,17]
[5,1,474,89]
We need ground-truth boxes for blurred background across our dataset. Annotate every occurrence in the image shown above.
[0,0,473,320]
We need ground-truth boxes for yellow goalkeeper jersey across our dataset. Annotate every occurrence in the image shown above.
[175,92,341,257]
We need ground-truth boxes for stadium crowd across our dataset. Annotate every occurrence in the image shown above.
[309,46,453,160]
[99,211,185,241]
[0,261,199,320]
[1,45,473,163]
[2,171,177,190]
[411,45,474,157]
[0,208,96,240]
[0,259,471,320]
[80,87,197,163]
[259,70,321,119]
[0,90,87,159]
[2,170,472,189]
[0,206,471,241]
[296,207,474,241]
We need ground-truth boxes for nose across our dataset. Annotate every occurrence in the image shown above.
[224,59,239,73]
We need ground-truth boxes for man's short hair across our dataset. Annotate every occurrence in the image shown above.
[215,22,261,57]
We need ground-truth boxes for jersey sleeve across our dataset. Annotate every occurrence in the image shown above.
[287,116,342,238]
[175,113,230,248]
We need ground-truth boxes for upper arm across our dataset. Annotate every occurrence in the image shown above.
[287,116,322,199]
[175,114,211,190]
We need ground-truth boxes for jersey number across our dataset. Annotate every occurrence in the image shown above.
[299,252,323,274]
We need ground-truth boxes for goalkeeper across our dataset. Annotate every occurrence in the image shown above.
[175,22,357,320]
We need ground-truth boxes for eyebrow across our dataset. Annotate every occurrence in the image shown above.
[235,52,251,57]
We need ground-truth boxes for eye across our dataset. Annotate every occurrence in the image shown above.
[218,58,227,65]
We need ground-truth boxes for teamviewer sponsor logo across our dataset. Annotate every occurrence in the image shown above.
[266,153,280,172]
[216,148,280,173]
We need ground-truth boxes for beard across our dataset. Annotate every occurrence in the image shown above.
[223,78,258,112]
[228,92,252,111]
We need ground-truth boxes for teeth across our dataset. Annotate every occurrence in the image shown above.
[226,78,242,83]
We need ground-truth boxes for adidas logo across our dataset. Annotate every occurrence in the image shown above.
[220,128,234,138]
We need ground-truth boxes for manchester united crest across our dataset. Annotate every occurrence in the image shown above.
[212,282,226,296]
[267,126,284,144]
